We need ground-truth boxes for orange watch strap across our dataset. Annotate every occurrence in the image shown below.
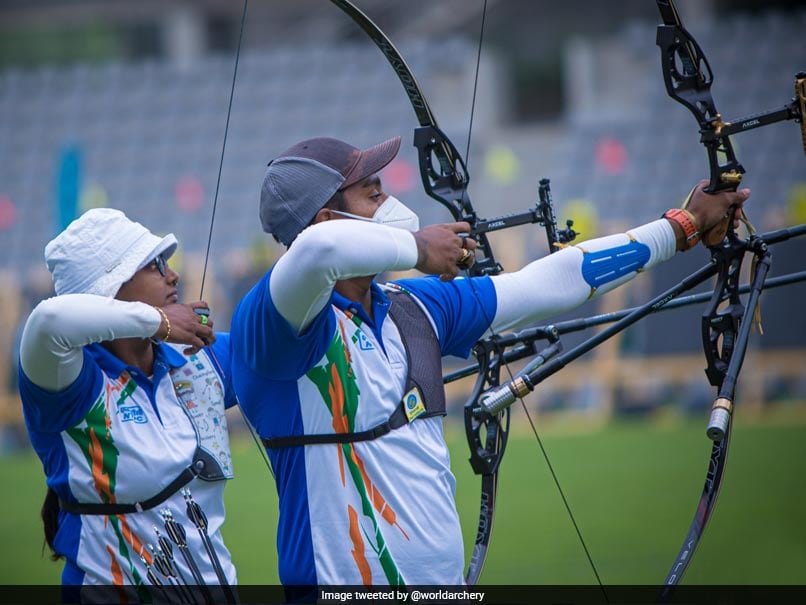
[663,208,700,250]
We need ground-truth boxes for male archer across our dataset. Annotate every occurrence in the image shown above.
[228,135,747,591]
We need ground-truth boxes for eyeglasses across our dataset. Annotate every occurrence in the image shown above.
[151,253,167,277]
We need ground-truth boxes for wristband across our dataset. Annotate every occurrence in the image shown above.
[663,208,700,250]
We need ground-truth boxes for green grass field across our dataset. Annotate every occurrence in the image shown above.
[2,408,805,585]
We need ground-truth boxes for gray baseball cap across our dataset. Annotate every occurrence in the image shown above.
[260,136,401,246]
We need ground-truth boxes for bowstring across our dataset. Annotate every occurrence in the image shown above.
[198,0,275,479]
[462,1,606,594]
[199,0,247,298]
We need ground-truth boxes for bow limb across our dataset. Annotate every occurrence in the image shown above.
[462,336,510,585]
[328,0,504,276]
[654,0,743,588]
[655,0,745,194]
[328,1,604,590]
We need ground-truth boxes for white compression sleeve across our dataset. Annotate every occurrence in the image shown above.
[488,219,677,334]
[19,294,162,391]
[269,220,419,333]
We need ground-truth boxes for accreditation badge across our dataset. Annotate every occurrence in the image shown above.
[403,386,426,422]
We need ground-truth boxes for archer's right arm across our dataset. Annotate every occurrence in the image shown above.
[268,220,470,333]
[19,294,162,391]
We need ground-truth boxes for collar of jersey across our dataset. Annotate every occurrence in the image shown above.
[86,340,188,384]
[331,282,391,342]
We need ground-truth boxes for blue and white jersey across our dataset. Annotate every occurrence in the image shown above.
[19,336,237,588]
[229,216,676,587]
[230,273,497,586]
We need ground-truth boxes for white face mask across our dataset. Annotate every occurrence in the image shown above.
[332,196,420,232]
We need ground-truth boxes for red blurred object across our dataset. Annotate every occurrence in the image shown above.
[0,194,18,230]
[175,176,205,213]
[595,137,629,175]
[382,158,416,194]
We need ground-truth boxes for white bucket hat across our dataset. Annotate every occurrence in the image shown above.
[44,208,178,297]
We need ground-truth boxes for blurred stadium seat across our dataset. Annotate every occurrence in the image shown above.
[0,8,804,422]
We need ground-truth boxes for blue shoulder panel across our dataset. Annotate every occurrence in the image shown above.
[392,275,496,359]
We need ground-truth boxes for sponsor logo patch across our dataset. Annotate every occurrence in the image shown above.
[119,404,147,424]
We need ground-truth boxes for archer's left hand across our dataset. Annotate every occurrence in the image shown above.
[685,180,751,245]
